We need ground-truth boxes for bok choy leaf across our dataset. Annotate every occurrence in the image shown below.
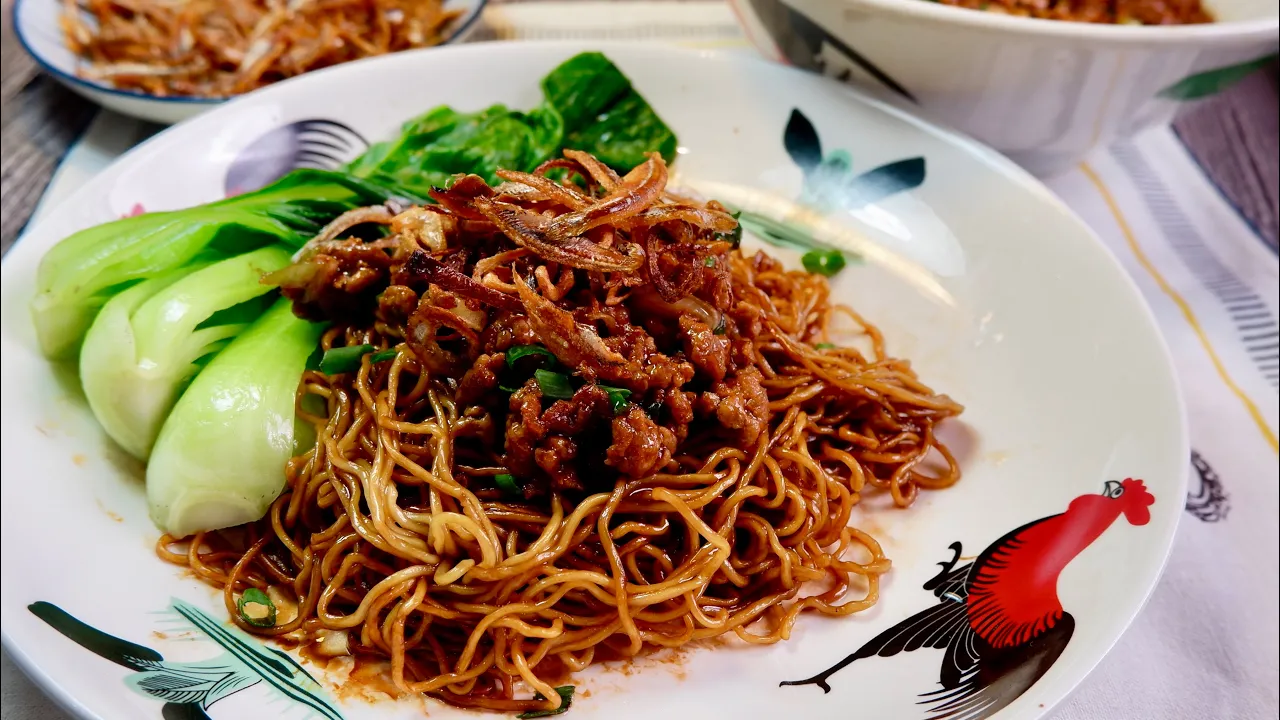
[147,299,324,538]
[346,52,677,193]
[80,246,292,460]
[32,169,408,359]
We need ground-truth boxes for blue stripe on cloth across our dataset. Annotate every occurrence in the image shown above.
[1170,124,1277,257]
[1112,142,1280,389]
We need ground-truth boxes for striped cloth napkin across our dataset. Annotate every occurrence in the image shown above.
[7,4,1277,720]
[1044,140,1278,720]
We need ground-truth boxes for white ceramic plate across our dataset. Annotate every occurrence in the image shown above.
[0,41,1186,720]
[11,0,489,125]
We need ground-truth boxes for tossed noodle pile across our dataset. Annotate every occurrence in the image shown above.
[60,0,460,97]
[160,150,963,715]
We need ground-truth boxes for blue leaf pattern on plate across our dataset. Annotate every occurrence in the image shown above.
[736,109,927,257]
[29,599,345,720]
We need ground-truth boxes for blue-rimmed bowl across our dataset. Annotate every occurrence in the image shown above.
[12,0,488,125]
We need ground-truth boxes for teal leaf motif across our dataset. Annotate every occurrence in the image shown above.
[129,659,260,708]
[737,108,928,260]
[784,109,823,173]
[29,599,346,720]
[844,157,927,207]
[169,599,344,720]
[1158,54,1277,101]
[788,109,926,214]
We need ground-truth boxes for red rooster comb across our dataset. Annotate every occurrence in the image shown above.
[1113,477,1155,526]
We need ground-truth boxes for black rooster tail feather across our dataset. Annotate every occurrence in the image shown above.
[919,614,1076,720]
[924,542,964,592]
[781,598,972,692]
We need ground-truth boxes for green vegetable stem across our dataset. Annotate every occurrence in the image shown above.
[494,473,521,495]
[535,369,576,399]
[532,368,631,415]
[32,169,410,359]
[318,344,375,375]
[147,300,324,539]
[79,245,292,460]
[518,686,576,719]
[506,345,558,369]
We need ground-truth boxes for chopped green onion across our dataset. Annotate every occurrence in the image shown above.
[318,344,374,375]
[506,345,557,369]
[535,369,575,399]
[801,250,846,277]
[815,342,836,350]
[518,686,576,719]
[703,256,717,267]
[370,348,399,364]
[712,313,727,336]
[237,588,277,628]
[494,473,520,495]
[498,382,523,394]
[600,385,632,415]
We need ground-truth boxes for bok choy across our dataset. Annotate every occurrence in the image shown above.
[79,246,292,460]
[147,299,323,538]
[347,52,677,195]
[32,169,408,359]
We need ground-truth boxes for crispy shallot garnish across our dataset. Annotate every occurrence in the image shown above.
[397,251,524,313]
[544,153,668,241]
[61,0,463,97]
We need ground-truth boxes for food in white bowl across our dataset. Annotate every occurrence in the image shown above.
[924,0,1213,25]
[12,0,489,124]
[60,0,465,97]
[729,0,1278,175]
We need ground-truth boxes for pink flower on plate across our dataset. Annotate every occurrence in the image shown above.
[123,203,146,218]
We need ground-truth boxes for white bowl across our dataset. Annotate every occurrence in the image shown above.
[11,0,489,125]
[728,0,1278,176]
[2,41,1187,720]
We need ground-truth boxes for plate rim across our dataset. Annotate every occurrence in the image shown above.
[0,38,1189,720]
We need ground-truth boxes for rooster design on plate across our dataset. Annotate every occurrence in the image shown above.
[782,478,1156,720]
